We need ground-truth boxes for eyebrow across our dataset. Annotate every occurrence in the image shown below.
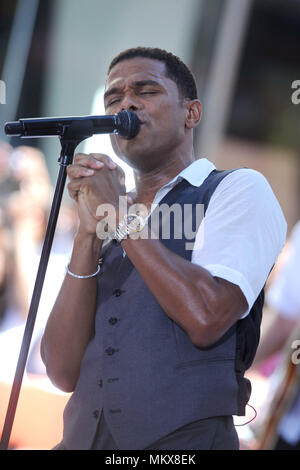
[104,79,161,102]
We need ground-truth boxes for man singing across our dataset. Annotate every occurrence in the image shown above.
[41,47,287,450]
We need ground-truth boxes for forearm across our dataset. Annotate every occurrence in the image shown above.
[121,233,245,347]
[41,231,102,392]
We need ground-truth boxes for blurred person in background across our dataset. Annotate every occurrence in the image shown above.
[0,209,14,328]
[0,143,77,450]
[250,221,300,450]
[4,146,51,329]
[0,142,19,200]
[0,145,77,377]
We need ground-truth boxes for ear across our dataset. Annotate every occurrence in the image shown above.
[185,100,202,129]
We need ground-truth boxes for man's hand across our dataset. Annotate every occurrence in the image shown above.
[67,153,130,236]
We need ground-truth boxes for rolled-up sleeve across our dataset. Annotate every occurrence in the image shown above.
[191,168,287,318]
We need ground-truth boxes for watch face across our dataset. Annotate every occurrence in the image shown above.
[127,215,137,224]
[126,214,143,232]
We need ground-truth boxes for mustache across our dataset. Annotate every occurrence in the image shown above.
[131,111,147,125]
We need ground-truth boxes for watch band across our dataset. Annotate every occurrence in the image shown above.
[113,213,145,243]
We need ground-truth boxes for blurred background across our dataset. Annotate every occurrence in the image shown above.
[0,0,299,450]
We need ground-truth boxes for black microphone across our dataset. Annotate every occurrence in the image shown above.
[4,110,141,140]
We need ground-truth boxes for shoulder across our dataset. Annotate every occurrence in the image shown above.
[206,167,287,239]
[217,167,271,191]
[209,168,279,206]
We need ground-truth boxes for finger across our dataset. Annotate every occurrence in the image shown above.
[89,153,117,170]
[67,179,85,200]
[118,167,126,180]
[75,153,117,170]
[118,170,126,187]
[115,165,126,186]
[73,153,105,170]
[67,165,95,180]
[126,195,133,205]
[67,185,79,202]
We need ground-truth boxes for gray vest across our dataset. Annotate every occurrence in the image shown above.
[61,169,263,450]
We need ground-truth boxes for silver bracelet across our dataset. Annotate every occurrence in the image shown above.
[66,263,101,279]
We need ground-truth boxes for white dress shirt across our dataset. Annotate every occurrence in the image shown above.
[150,158,287,318]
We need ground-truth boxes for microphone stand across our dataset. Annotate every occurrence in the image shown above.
[0,121,93,450]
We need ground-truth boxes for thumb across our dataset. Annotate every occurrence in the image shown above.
[126,195,134,206]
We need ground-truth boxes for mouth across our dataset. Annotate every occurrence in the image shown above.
[124,119,146,141]
[128,113,146,139]
[133,112,147,126]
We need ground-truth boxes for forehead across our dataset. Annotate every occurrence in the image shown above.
[105,57,171,90]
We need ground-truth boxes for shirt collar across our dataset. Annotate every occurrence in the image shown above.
[152,158,216,204]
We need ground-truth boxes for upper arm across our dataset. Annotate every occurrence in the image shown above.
[192,168,287,320]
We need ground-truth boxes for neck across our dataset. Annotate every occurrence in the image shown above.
[133,150,195,206]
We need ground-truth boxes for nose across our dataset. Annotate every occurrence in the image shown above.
[120,93,141,112]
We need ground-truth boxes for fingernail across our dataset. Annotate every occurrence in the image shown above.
[85,169,94,175]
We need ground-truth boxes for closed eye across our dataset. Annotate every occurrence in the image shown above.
[140,91,158,95]
[106,98,121,107]
[105,89,159,108]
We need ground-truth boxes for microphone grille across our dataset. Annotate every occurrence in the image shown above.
[117,110,141,139]
[4,121,23,136]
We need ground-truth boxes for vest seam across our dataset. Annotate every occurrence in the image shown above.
[175,356,235,370]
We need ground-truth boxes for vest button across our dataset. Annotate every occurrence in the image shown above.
[107,377,119,383]
[92,409,100,419]
[105,347,116,356]
[109,317,118,325]
[98,379,103,388]
[113,288,125,297]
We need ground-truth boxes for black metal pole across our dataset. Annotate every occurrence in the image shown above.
[0,139,78,450]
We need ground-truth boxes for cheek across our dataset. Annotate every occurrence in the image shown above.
[151,102,186,132]
[152,110,186,142]
[109,102,186,155]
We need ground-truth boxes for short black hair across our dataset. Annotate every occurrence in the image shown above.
[107,47,198,101]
